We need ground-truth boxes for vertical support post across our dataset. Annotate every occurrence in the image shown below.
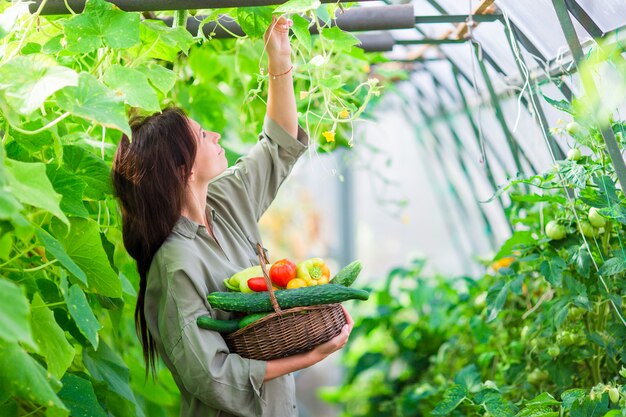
[551,0,626,192]
[337,149,355,268]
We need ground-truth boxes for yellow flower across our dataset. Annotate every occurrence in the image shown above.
[322,130,335,143]
[299,91,309,100]
[338,109,350,119]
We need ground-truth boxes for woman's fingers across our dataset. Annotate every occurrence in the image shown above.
[341,304,355,331]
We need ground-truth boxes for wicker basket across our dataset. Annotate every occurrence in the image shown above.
[224,244,347,361]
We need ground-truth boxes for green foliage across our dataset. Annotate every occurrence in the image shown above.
[323,116,626,414]
[0,0,387,414]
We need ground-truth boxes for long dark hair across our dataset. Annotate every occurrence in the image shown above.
[112,107,197,375]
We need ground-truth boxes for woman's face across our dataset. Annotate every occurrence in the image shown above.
[187,118,228,183]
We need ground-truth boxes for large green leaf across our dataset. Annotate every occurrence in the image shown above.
[46,165,89,218]
[0,3,29,40]
[0,340,66,413]
[431,385,467,415]
[0,54,78,115]
[35,228,87,285]
[137,20,194,62]
[321,26,360,51]
[55,217,122,298]
[275,0,321,14]
[5,158,69,226]
[515,407,559,417]
[0,190,23,220]
[486,281,510,322]
[561,389,586,410]
[57,373,107,417]
[570,394,608,417]
[237,7,273,39]
[62,145,113,200]
[83,341,137,404]
[103,64,160,112]
[30,293,75,380]
[540,257,566,287]
[64,284,102,349]
[0,278,37,348]
[137,62,176,95]
[598,256,626,276]
[542,94,574,115]
[481,392,516,417]
[62,0,139,53]
[492,231,535,261]
[291,13,312,52]
[57,72,130,135]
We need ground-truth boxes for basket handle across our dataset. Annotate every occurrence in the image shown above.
[257,243,283,315]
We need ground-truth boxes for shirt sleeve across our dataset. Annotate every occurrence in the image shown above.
[222,116,308,220]
[160,268,268,417]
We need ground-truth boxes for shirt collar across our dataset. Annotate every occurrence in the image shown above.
[173,208,216,239]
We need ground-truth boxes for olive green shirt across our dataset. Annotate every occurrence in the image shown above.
[145,116,308,417]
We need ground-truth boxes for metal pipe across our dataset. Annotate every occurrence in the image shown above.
[160,5,414,41]
[415,14,501,24]
[356,32,395,52]
[309,4,415,34]
[29,0,378,15]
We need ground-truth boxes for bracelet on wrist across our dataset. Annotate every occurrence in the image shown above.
[266,65,293,80]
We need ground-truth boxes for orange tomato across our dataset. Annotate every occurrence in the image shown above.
[490,257,515,271]
[286,278,307,289]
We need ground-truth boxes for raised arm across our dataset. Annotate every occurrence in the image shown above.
[265,16,298,138]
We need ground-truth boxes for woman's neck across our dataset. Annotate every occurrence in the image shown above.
[182,182,209,229]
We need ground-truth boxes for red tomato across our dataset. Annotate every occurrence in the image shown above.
[247,277,269,292]
[269,259,297,287]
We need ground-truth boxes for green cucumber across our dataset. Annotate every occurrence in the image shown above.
[207,284,370,313]
[238,312,272,329]
[197,315,240,333]
[330,260,362,287]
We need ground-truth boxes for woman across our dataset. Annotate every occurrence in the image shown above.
[112,16,353,417]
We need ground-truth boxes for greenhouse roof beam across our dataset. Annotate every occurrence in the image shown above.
[562,0,603,38]
[29,0,378,15]
[552,0,626,193]
[409,0,497,61]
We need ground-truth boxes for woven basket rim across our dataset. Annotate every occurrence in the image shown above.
[225,303,343,340]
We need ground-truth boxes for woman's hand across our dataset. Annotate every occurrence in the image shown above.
[263,306,355,382]
[264,16,293,62]
[310,305,355,359]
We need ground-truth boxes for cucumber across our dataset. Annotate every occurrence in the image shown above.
[330,260,362,287]
[238,312,272,329]
[197,315,240,333]
[207,284,370,313]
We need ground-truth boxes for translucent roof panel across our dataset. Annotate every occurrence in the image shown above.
[575,0,626,33]
[496,0,593,59]
[470,22,519,75]
[439,43,504,91]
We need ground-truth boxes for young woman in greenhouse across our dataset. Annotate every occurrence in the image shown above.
[112,16,353,417]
